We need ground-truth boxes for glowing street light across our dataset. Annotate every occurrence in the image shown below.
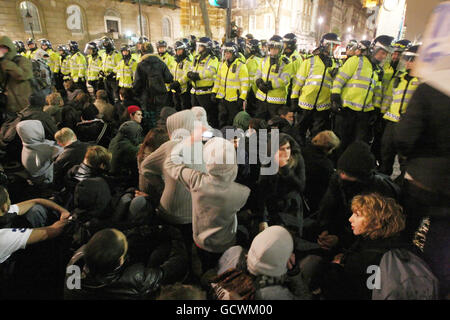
[318,17,324,25]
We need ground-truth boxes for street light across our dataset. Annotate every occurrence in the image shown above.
[317,17,324,45]
[25,7,35,40]
[347,27,352,33]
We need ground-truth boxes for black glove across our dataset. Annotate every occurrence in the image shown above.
[263,81,273,92]
[98,70,105,78]
[255,78,265,91]
[187,71,200,81]
[291,98,299,109]
[210,93,217,103]
[106,73,116,80]
[169,81,181,92]
[238,98,245,109]
[330,93,343,114]
[368,109,380,125]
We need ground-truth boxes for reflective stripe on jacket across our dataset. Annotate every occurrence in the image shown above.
[213,58,249,102]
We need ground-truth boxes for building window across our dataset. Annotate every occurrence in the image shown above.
[66,4,84,34]
[137,14,148,37]
[104,9,121,33]
[249,15,256,32]
[236,0,241,8]
[162,17,172,38]
[20,1,42,33]
[264,13,273,32]
[236,16,243,29]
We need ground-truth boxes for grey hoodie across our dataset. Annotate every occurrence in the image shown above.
[165,137,250,253]
[16,120,63,184]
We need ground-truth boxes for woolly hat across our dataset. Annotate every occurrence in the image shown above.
[247,226,293,277]
[232,111,251,131]
[337,141,375,180]
[127,105,141,115]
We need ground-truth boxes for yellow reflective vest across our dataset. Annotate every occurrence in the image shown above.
[291,55,336,111]
[24,49,40,60]
[246,55,262,94]
[170,56,193,94]
[45,49,60,73]
[213,58,249,102]
[116,57,138,88]
[383,72,420,123]
[255,55,294,105]
[190,53,219,95]
[288,50,303,75]
[87,54,103,81]
[102,51,122,75]
[60,55,71,80]
[68,51,87,82]
[332,55,382,112]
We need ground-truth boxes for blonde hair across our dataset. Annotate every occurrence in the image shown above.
[312,130,340,154]
[46,92,63,107]
[351,193,405,240]
[54,127,76,145]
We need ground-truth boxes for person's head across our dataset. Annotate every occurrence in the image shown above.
[319,33,341,57]
[355,40,371,56]
[84,228,128,276]
[83,145,112,171]
[46,92,63,107]
[120,45,131,58]
[137,127,169,164]
[349,193,405,239]
[391,39,411,62]
[157,40,167,55]
[81,103,99,121]
[337,141,375,182]
[311,130,340,155]
[370,35,394,65]
[68,40,79,54]
[282,33,297,55]
[64,79,74,91]
[222,42,237,62]
[157,283,206,300]
[127,105,143,124]
[268,35,283,58]
[96,89,108,102]
[248,118,267,136]
[203,137,238,180]
[196,37,212,55]
[174,40,188,60]
[137,36,149,53]
[0,43,9,58]
[401,45,420,73]
[232,111,251,131]
[277,133,299,169]
[0,186,11,216]
[119,87,133,102]
[278,106,294,125]
[346,39,358,58]
[74,92,90,109]
[55,127,77,147]
[27,38,36,50]
[39,38,51,51]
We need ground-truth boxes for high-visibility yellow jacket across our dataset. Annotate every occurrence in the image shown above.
[291,55,336,111]
[170,56,193,94]
[132,52,141,63]
[87,54,103,81]
[102,51,122,75]
[189,53,219,95]
[380,64,404,113]
[45,49,60,73]
[60,55,71,80]
[213,58,249,102]
[159,52,175,92]
[24,50,40,60]
[68,51,87,82]
[287,50,303,75]
[116,57,138,88]
[246,55,262,94]
[255,55,294,105]
[332,55,382,112]
[383,72,420,123]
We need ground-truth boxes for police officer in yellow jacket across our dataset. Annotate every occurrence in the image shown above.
[254,35,294,120]
[212,42,249,128]
[157,40,176,106]
[380,45,420,176]
[291,33,341,144]
[86,42,104,96]
[101,37,122,104]
[116,45,138,89]
[68,40,88,93]
[244,39,263,117]
[24,38,40,60]
[13,40,26,57]
[39,39,60,75]
[168,40,193,110]
[331,35,393,152]
[187,37,219,128]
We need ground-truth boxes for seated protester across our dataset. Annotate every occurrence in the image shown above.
[155,106,177,131]
[94,90,115,124]
[53,128,90,188]
[221,126,251,188]
[64,227,188,300]
[302,131,340,215]
[157,283,206,300]
[137,127,169,169]
[16,120,63,186]
[43,92,64,127]
[114,87,141,124]
[125,105,144,131]
[232,111,251,131]
[305,141,401,250]
[108,120,142,184]
[256,133,305,236]
[164,136,250,272]
[60,91,88,129]
[212,226,298,300]
[277,106,302,145]
[306,193,409,300]
[0,186,70,229]
[74,103,110,147]
[63,79,83,104]
[192,106,213,131]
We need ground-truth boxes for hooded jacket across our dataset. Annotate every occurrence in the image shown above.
[0,36,33,113]
[164,137,250,253]
[139,110,206,225]
[16,120,63,184]
[191,106,213,131]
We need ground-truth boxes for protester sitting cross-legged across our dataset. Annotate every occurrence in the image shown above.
[43,92,64,127]
[74,103,110,147]
[94,89,115,124]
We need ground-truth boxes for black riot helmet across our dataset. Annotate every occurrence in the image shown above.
[283,33,297,53]
[13,40,26,54]
[39,38,52,50]
[102,37,115,53]
[246,39,261,57]
[197,37,212,55]
[319,33,341,56]
[370,35,394,65]
[68,40,79,54]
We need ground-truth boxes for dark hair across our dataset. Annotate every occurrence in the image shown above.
[119,87,134,101]
[81,103,99,121]
[249,118,267,131]
[277,106,291,117]
[96,90,108,101]
[157,283,206,300]
[0,186,9,210]
[137,128,169,165]
[84,229,126,275]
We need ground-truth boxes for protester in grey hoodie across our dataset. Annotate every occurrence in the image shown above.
[16,120,63,184]
[164,136,250,270]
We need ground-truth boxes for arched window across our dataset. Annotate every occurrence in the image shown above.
[104,9,121,34]
[137,14,148,37]
[162,17,172,38]
[66,4,84,34]
[20,1,42,33]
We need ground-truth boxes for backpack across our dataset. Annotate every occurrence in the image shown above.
[372,248,439,300]
[29,58,53,96]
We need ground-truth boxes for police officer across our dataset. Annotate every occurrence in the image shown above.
[116,45,138,89]
[331,35,393,153]
[344,39,358,63]
[13,40,26,57]
[212,42,249,128]
[254,35,294,120]
[282,33,303,75]
[245,39,262,117]
[68,40,87,93]
[135,36,149,62]
[39,39,60,75]
[157,40,176,106]
[86,42,104,96]
[291,33,341,145]
[25,38,39,60]
[187,37,219,128]
[380,45,421,176]
[102,37,122,104]
[169,40,193,110]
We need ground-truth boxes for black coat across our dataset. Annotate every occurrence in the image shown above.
[53,140,90,187]
[75,119,110,148]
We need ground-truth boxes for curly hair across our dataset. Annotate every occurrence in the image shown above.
[351,193,406,240]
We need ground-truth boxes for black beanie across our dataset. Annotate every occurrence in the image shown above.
[337,141,375,180]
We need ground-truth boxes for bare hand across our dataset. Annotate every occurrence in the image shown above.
[332,253,344,265]
[259,222,269,233]
[135,190,149,197]
[287,253,296,270]
[60,211,71,221]
[317,231,339,250]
